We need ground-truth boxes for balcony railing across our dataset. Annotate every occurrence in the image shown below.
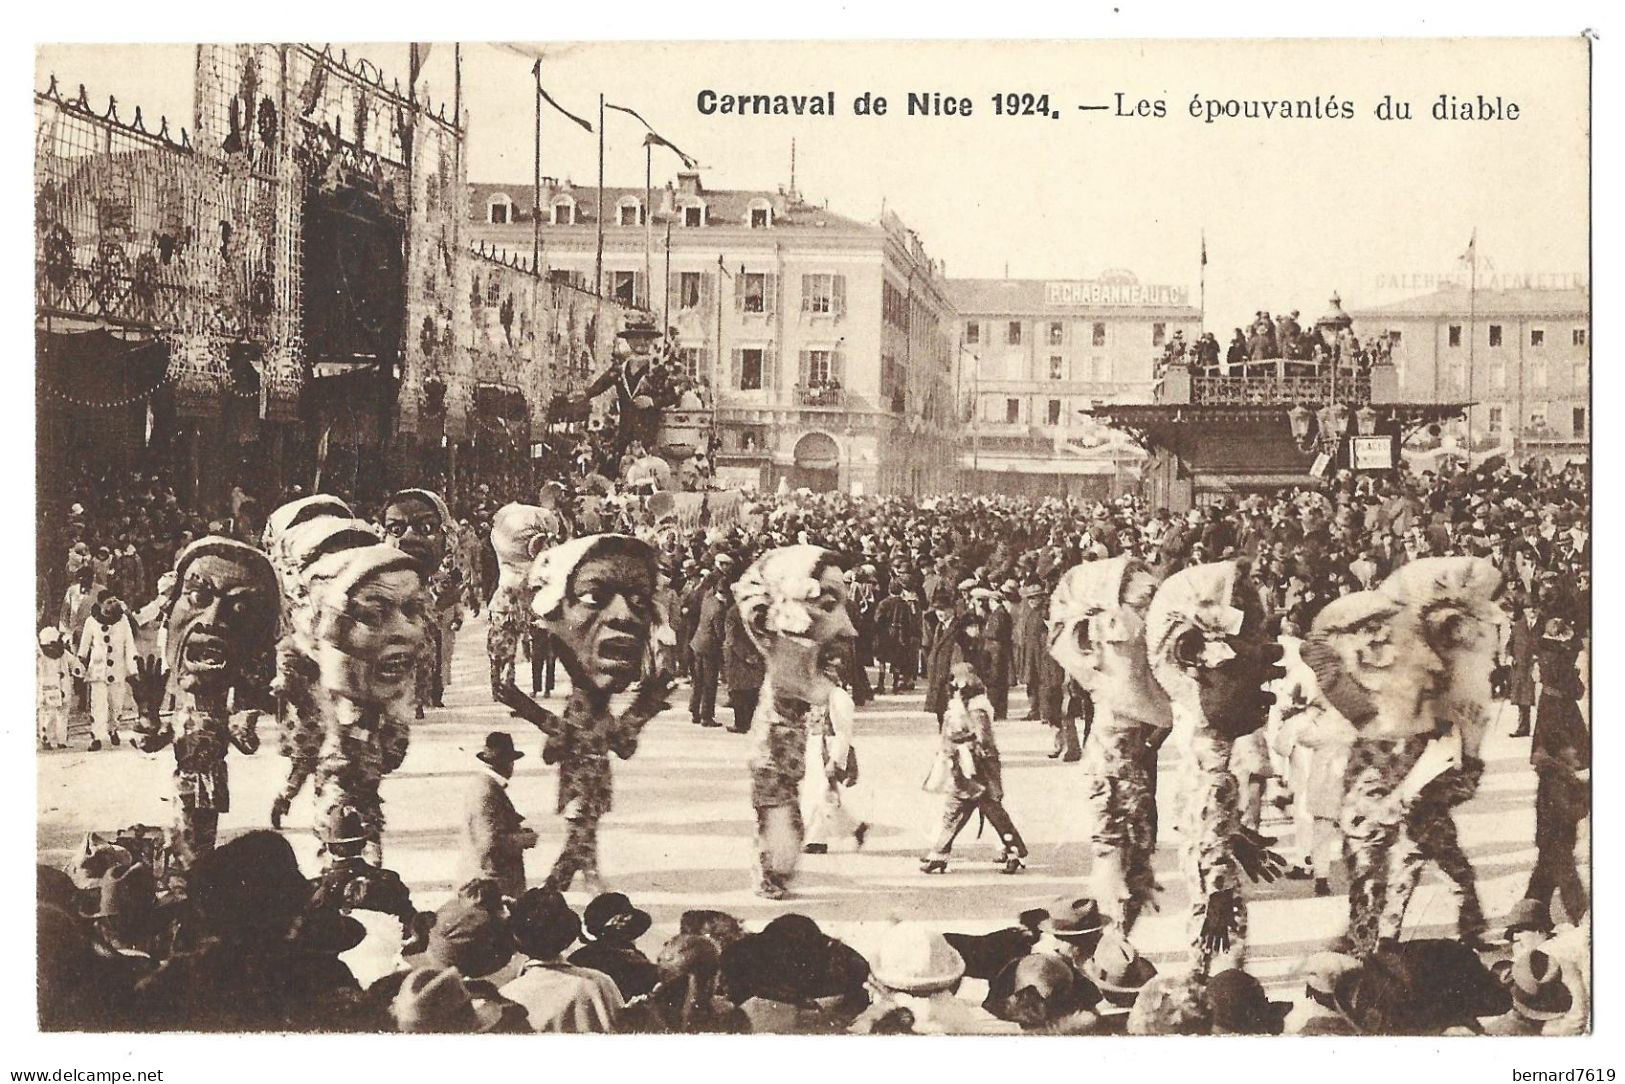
[1191,373,1371,406]
[795,383,845,407]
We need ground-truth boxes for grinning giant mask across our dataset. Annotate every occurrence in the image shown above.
[733,545,856,705]
[1047,557,1172,730]
[381,489,449,576]
[164,538,279,696]
[263,494,353,556]
[1144,561,1283,742]
[275,515,380,612]
[1378,557,1503,752]
[1301,590,1443,740]
[530,534,658,696]
[302,544,431,705]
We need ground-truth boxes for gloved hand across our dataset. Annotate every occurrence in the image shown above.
[1232,827,1289,883]
[1199,888,1238,956]
[127,655,168,728]
[496,683,561,737]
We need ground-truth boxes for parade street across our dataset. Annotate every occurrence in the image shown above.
[37,611,1565,997]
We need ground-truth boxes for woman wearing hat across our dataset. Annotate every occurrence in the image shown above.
[855,925,1015,1034]
[920,662,1027,875]
[569,892,658,1000]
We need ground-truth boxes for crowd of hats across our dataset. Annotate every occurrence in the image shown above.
[39,830,1583,1035]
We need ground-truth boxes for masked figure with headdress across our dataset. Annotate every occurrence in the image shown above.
[1301,590,1462,956]
[381,488,457,715]
[293,544,432,865]
[1144,561,1287,975]
[497,534,673,892]
[262,498,377,830]
[732,545,857,899]
[487,503,558,702]
[130,538,279,870]
[1378,557,1504,946]
[1048,557,1172,932]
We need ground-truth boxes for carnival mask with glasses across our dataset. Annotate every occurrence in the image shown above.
[382,491,448,575]
[163,539,278,696]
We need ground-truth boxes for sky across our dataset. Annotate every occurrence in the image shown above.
[35,39,1590,333]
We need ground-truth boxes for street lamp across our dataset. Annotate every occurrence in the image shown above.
[1288,403,1314,447]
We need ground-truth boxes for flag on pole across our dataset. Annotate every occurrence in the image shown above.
[534,61,593,132]
[409,43,432,86]
[1458,228,1477,265]
[606,102,699,168]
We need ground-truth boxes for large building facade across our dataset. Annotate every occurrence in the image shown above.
[946,275,1201,498]
[468,173,959,496]
[1350,286,1590,461]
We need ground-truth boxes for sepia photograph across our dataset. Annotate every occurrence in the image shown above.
[22,21,1596,1057]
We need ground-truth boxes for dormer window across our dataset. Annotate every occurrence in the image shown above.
[551,197,576,225]
[487,195,512,225]
[617,198,644,226]
[683,203,705,227]
[749,200,773,229]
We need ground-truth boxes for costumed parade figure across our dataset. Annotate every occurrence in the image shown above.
[487,503,560,702]
[78,587,136,751]
[262,498,378,829]
[801,677,867,855]
[497,534,673,893]
[1047,557,1173,933]
[1144,561,1287,976]
[381,489,455,715]
[37,626,82,749]
[1377,557,1503,947]
[1300,590,1463,957]
[732,545,857,899]
[294,544,432,866]
[130,538,279,870]
[575,317,679,460]
[919,661,1027,875]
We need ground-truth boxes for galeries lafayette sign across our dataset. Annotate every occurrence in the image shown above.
[1044,282,1191,307]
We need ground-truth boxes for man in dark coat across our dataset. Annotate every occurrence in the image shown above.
[983,588,1016,720]
[873,582,922,692]
[689,571,730,728]
[1507,604,1541,737]
[723,601,765,733]
[576,319,679,458]
[924,603,982,729]
[459,733,537,899]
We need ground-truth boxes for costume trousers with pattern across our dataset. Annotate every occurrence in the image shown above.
[1402,800,1487,940]
[928,794,1023,860]
[546,815,600,890]
[39,703,68,746]
[1086,773,1157,929]
[488,620,521,693]
[171,807,219,872]
[754,804,804,889]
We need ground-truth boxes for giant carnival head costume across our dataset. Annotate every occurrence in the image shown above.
[490,503,563,595]
[381,488,450,575]
[262,494,354,557]
[1144,560,1283,742]
[1377,557,1503,751]
[1047,557,1172,729]
[164,537,279,698]
[1301,590,1443,741]
[732,545,855,704]
[528,534,659,696]
[297,544,432,706]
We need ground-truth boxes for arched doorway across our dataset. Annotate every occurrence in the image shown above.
[789,431,841,492]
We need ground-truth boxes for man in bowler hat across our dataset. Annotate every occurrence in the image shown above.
[460,733,537,899]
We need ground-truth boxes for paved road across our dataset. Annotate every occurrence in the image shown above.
[39,612,1573,994]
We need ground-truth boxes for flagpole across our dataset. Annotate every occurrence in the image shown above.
[645,140,653,313]
[663,221,672,334]
[1200,229,1207,331]
[595,93,605,296]
[532,58,542,276]
[1467,227,1477,452]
